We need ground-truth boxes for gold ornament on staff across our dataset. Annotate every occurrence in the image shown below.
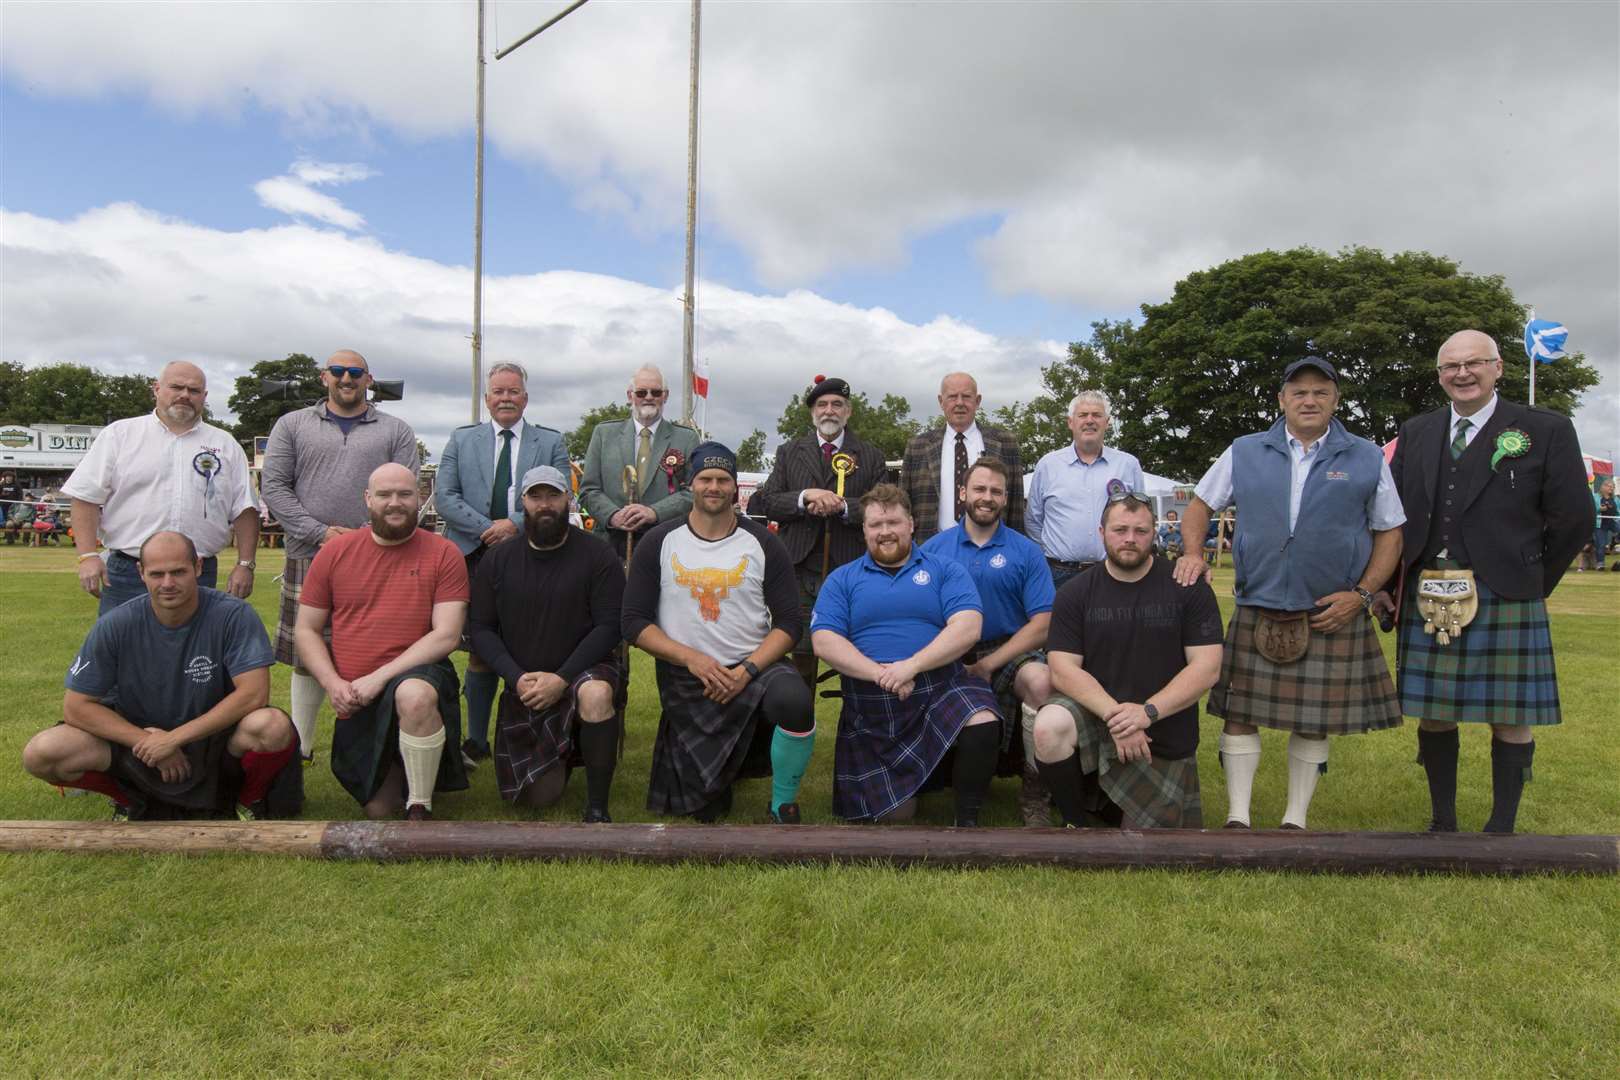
[820,452,859,584]
[621,464,639,573]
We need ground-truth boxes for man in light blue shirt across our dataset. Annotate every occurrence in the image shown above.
[1025,390,1145,587]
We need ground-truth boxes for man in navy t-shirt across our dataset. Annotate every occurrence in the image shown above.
[920,457,1057,825]
[1032,494,1223,828]
[23,530,300,820]
[811,483,1002,825]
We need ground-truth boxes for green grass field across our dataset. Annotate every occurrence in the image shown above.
[2,544,1617,1077]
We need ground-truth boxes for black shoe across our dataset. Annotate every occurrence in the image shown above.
[460,739,490,769]
[768,802,801,825]
[954,813,980,828]
[1223,820,1251,829]
[1426,819,1459,833]
[1279,822,1304,830]
[692,786,734,823]
[582,806,612,824]
[405,804,432,822]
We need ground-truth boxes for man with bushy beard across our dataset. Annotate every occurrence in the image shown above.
[753,376,888,690]
[468,466,626,820]
[295,464,469,820]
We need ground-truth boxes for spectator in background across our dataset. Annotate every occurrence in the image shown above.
[1594,479,1617,571]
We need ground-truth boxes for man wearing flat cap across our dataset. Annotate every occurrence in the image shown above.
[623,442,816,823]
[752,376,888,689]
[468,465,626,821]
[1173,357,1404,829]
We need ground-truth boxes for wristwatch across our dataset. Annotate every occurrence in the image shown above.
[741,660,760,679]
[1143,703,1159,723]
[237,560,256,570]
[1353,586,1373,610]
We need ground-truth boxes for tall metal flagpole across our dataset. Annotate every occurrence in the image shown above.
[472,0,486,424]
[680,0,702,426]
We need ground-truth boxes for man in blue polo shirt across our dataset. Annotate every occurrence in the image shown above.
[921,457,1057,826]
[811,483,1001,825]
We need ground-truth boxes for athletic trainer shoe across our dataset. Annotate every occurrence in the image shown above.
[405,804,433,822]
[235,801,267,822]
[582,806,612,824]
[768,802,801,825]
[460,739,490,770]
[110,802,132,823]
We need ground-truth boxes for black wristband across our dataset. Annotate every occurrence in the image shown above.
[742,660,760,679]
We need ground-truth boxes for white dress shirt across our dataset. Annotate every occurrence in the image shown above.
[937,422,985,533]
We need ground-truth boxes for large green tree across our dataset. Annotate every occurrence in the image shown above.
[563,403,632,460]
[735,428,768,472]
[0,362,157,425]
[773,390,922,462]
[227,354,323,447]
[1009,247,1600,479]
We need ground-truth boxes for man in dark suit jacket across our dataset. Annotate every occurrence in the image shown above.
[436,361,570,764]
[1382,329,1593,835]
[754,376,888,687]
[900,371,1025,542]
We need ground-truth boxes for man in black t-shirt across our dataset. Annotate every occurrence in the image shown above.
[468,466,625,821]
[1031,494,1224,828]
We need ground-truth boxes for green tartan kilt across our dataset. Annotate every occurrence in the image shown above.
[1048,694,1203,829]
[1208,604,1401,736]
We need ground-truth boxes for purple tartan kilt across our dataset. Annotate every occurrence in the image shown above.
[832,663,1000,821]
[493,660,623,802]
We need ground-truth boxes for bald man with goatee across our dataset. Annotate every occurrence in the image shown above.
[261,349,418,765]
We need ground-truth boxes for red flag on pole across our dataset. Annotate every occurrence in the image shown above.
[692,358,710,399]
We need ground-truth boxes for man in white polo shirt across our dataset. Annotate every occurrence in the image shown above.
[65,361,259,618]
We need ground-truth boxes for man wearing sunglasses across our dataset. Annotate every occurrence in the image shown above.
[436,362,569,768]
[261,349,418,765]
[1174,357,1404,830]
[579,365,700,562]
[1381,329,1591,834]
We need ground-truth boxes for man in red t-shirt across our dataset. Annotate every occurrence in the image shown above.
[295,463,470,819]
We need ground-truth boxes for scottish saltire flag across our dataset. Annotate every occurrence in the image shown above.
[1524,318,1569,364]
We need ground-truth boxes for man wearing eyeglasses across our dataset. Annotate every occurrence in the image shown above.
[260,349,418,765]
[1174,357,1404,830]
[436,362,570,768]
[1026,390,1145,589]
[64,361,261,618]
[1380,330,1591,835]
[580,365,700,561]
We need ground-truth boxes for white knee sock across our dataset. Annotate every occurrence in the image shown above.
[289,672,326,757]
[1219,732,1263,826]
[399,727,446,810]
[1021,703,1039,772]
[1282,734,1331,829]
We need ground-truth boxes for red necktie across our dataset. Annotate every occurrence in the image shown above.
[821,441,836,467]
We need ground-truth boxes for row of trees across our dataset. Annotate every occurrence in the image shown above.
[6,248,1598,482]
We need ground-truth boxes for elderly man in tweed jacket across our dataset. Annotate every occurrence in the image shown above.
[901,371,1024,543]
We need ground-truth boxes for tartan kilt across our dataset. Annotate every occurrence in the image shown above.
[832,663,1000,821]
[1208,605,1401,736]
[493,660,623,802]
[273,556,328,667]
[646,658,799,815]
[1397,575,1561,726]
[1048,694,1202,829]
[330,661,467,805]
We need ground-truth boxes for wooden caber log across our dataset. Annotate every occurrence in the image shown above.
[1,820,1617,876]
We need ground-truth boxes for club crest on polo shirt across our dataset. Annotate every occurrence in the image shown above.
[1326,470,1349,481]
[912,569,931,586]
[185,654,218,684]
[989,553,1007,569]
[673,555,748,622]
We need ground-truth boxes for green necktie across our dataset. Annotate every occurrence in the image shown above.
[1449,417,1471,461]
[489,428,513,521]
[635,427,653,496]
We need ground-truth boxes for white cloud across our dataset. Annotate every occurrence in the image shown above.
[0,203,1061,458]
[252,176,365,231]
[289,159,376,186]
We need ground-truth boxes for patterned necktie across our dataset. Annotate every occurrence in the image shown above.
[635,426,653,495]
[1450,417,1471,460]
[489,428,514,521]
[953,431,969,522]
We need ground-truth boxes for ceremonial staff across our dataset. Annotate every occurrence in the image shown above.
[621,465,638,573]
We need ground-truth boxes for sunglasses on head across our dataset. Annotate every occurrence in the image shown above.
[1107,488,1151,504]
[328,365,367,379]
[631,388,666,399]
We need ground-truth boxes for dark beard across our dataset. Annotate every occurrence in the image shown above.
[526,510,568,548]
[369,511,416,542]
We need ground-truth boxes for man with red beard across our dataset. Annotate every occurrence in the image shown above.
[468,466,625,820]
[295,463,469,820]
[1033,494,1224,828]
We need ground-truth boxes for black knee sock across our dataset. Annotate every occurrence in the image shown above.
[1036,753,1085,826]
[1483,739,1535,834]
[577,718,618,811]
[1417,727,1460,831]
[951,723,1000,826]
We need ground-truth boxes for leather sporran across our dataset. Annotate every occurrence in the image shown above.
[1416,569,1478,646]
[1254,609,1310,664]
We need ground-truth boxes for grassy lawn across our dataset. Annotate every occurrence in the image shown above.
[2,544,1617,1076]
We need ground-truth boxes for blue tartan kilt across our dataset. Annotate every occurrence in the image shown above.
[832,663,1000,821]
[1397,575,1561,726]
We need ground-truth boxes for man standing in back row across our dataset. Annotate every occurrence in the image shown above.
[1026,390,1145,589]
[901,371,1025,543]
[579,364,700,559]
[1383,329,1592,834]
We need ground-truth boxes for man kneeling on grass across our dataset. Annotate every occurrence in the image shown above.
[1032,492,1223,828]
[622,442,814,823]
[468,466,626,821]
[811,484,1002,826]
[295,464,470,821]
[23,530,301,821]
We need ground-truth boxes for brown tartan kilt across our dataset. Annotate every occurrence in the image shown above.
[273,556,328,667]
[1207,604,1401,736]
[1048,694,1202,829]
